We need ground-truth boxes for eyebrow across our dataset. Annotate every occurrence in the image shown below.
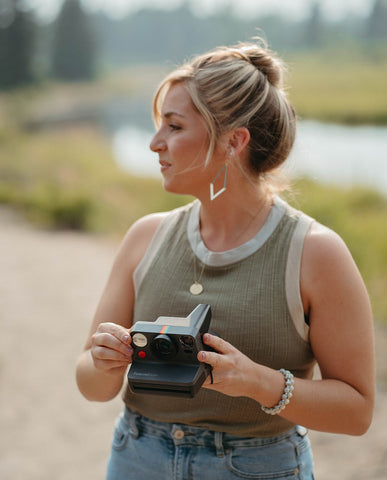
[163,111,186,119]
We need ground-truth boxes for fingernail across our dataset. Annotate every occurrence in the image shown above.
[123,335,129,344]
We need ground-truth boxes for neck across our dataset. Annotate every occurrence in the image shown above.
[198,185,274,252]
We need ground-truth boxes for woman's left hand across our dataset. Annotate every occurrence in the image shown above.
[197,333,259,398]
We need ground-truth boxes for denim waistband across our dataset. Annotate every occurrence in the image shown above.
[123,407,307,458]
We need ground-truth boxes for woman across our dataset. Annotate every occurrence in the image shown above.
[76,40,375,479]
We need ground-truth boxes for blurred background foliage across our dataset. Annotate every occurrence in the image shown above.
[1,0,387,90]
[0,0,386,322]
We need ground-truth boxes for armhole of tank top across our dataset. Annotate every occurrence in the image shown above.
[132,209,182,298]
[286,214,314,343]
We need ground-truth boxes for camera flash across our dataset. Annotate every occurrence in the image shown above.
[132,333,148,348]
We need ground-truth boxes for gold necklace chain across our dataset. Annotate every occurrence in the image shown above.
[189,196,269,296]
[190,231,208,295]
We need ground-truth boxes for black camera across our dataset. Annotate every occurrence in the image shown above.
[128,304,212,398]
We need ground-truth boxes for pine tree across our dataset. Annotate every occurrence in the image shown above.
[51,0,97,81]
[0,0,35,89]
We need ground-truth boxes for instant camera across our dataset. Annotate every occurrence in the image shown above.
[127,304,212,398]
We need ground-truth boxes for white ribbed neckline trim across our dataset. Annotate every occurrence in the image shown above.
[187,196,287,267]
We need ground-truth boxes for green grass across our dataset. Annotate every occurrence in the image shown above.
[0,126,190,234]
[286,49,387,125]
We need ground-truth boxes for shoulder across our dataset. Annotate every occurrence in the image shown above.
[118,203,193,271]
[127,202,193,246]
[300,221,367,316]
[303,222,353,270]
[128,212,169,242]
[277,198,351,265]
[118,212,169,270]
[106,212,168,282]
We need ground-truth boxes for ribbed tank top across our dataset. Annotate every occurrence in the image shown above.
[123,197,316,437]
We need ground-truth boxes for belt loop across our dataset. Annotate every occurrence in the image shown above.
[296,425,308,438]
[214,431,225,458]
[128,410,139,439]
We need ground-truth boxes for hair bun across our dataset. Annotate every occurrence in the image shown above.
[239,43,283,88]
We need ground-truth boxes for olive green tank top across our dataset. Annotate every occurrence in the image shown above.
[123,197,316,437]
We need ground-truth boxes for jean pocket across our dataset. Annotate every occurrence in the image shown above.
[111,414,132,451]
[226,441,301,479]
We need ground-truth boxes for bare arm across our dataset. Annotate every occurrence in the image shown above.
[199,223,375,435]
[75,213,165,402]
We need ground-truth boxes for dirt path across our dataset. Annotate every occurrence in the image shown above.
[1,206,386,479]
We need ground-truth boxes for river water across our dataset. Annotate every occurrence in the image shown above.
[112,121,387,195]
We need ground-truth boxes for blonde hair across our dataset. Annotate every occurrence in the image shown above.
[153,39,296,185]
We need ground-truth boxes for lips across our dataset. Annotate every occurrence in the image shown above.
[159,160,171,171]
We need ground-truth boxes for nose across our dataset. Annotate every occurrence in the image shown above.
[149,130,166,153]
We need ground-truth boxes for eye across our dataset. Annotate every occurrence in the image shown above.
[169,124,181,131]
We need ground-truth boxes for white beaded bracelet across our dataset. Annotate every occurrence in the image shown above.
[261,369,294,415]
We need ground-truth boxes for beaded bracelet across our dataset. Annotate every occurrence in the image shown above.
[261,369,294,415]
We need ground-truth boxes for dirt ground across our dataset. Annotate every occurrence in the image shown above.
[1,206,386,480]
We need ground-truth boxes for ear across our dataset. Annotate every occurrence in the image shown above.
[228,127,250,157]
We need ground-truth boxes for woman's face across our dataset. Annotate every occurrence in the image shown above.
[150,83,217,197]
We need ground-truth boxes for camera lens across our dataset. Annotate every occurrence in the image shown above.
[151,334,177,360]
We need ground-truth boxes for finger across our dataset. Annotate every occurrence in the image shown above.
[93,357,130,372]
[202,333,233,354]
[93,343,130,360]
[96,322,132,346]
[93,333,133,359]
[197,349,222,368]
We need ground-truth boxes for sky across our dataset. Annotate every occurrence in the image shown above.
[25,0,375,23]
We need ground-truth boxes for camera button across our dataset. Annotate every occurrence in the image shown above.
[173,429,185,440]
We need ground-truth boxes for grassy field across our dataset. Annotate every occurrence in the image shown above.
[2,47,385,128]
[0,126,189,233]
[287,48,387,125]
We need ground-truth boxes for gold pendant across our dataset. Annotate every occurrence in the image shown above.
[190,282,203,295]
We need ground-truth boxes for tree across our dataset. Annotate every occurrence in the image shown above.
[302,0,324,48]
[365,0,387,40]
[0,0,35,89]
[51,0,97,81]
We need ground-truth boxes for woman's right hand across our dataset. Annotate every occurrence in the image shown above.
[90,322,133,375]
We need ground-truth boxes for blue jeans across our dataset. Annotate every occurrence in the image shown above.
[106,407,314,480]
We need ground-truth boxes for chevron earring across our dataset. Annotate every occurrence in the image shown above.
[210,164,228,201]
[209,148,233,201]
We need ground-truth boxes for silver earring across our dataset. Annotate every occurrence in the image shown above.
[210,164,228,200]
[209,148,233,201]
